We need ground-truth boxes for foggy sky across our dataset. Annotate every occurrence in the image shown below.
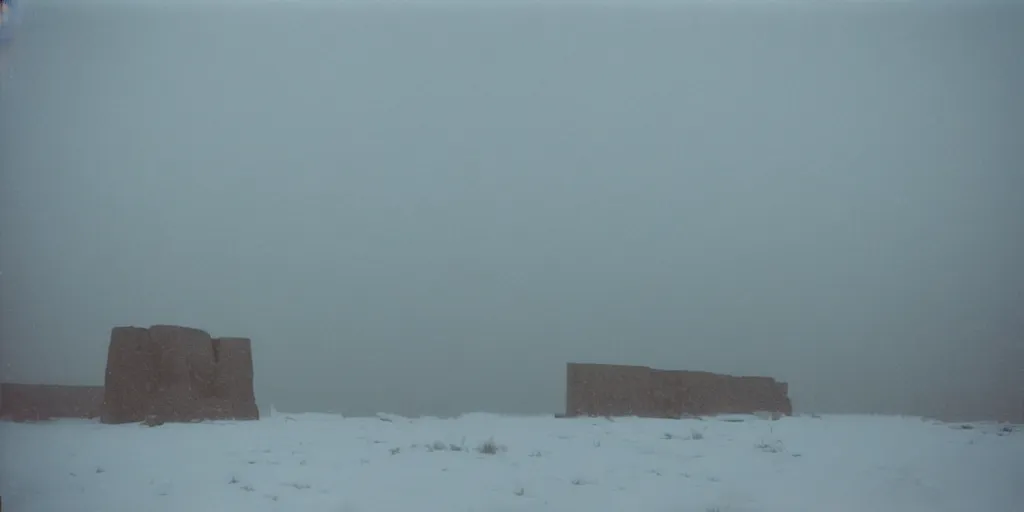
[1,1,1022,421]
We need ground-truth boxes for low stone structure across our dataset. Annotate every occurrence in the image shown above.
[101,325,259,424]
[565,362,792,418]
[0,383,104,421]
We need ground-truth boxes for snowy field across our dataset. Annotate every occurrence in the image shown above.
[1,413,1021,512]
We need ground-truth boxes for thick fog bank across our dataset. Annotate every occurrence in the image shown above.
[1,2,1022,421]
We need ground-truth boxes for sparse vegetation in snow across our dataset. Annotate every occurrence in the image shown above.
[1,413,1015,511]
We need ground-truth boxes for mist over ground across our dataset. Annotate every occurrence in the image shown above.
[1,1,1021,421]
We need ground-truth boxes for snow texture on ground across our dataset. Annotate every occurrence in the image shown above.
[1,413,1022,512]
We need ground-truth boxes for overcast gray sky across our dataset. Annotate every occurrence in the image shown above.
[1,1,1022,421]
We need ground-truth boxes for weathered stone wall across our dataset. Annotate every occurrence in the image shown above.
[0,383,104,421]
[566,363,656,417]
[101,325,259,424]
[565,363,792,418]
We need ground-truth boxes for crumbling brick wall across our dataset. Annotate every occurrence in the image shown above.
[101,325,259,424]
[0,383,104,421]
[565,363,792,418]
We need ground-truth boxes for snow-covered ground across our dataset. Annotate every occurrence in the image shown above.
[1,413,1021,512]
